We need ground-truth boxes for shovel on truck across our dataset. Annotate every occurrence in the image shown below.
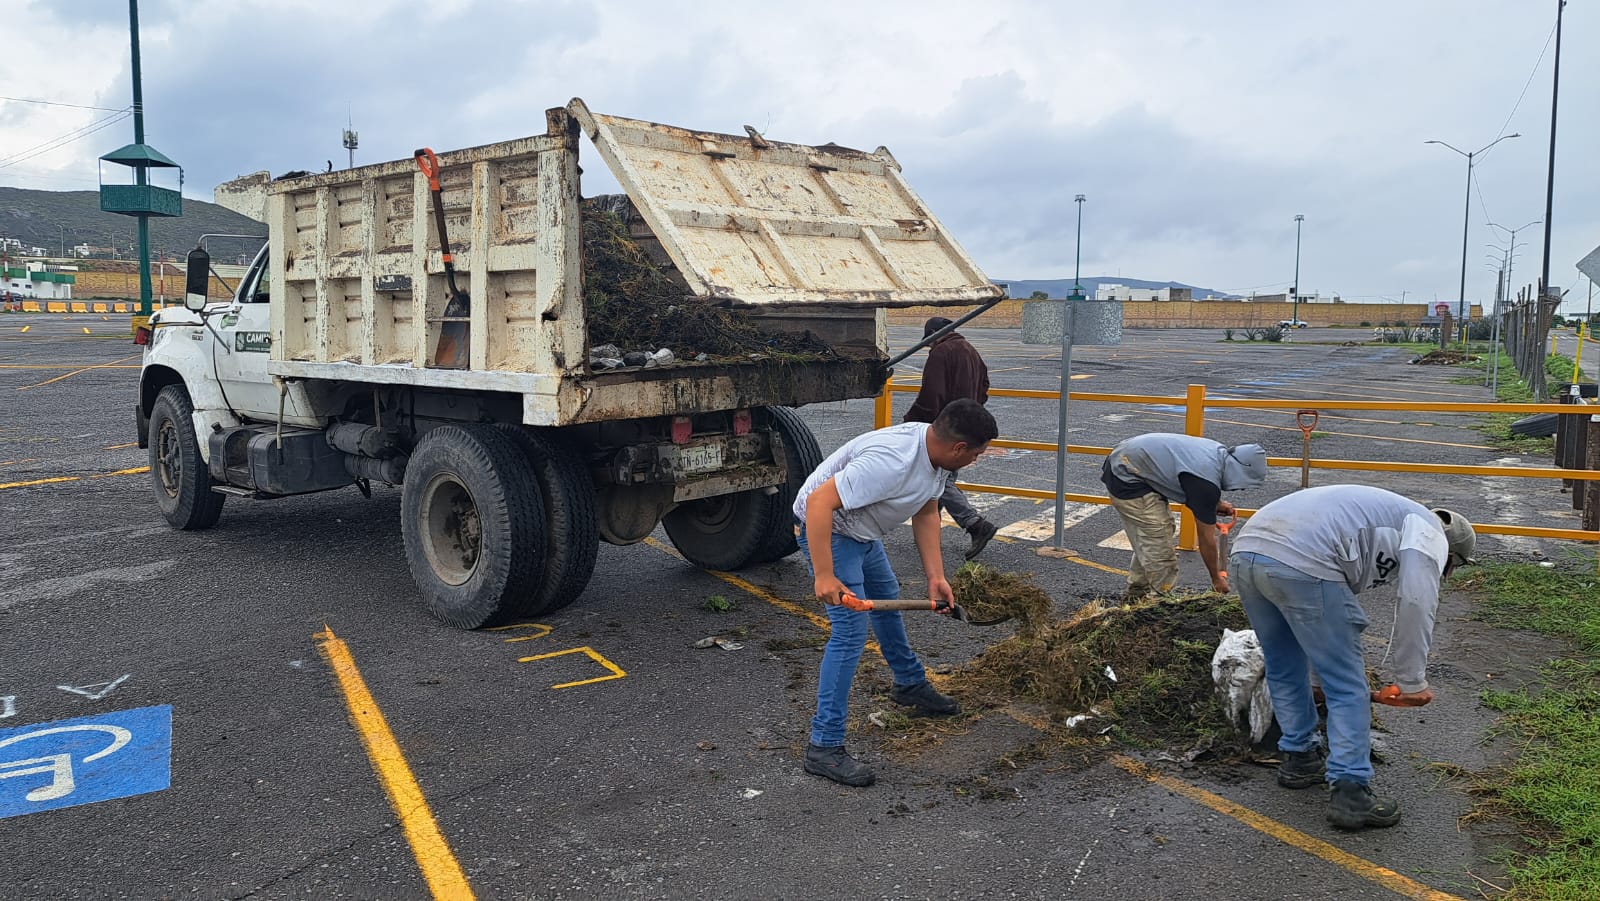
[414,147,470,369]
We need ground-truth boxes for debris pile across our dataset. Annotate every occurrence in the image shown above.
[580,198,834,368]
[952,562,1054,639]
[946,565,1250,745]
[1411,349,1478,365]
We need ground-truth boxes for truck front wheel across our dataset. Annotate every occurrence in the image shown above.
[148,385,226,530]
[402,425,547,629]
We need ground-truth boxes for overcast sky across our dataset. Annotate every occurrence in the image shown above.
[2,0,1596,313]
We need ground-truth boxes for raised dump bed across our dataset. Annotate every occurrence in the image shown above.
[219,98,999,426]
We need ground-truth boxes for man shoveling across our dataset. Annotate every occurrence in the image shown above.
[1100,433,1268,598]
[794,398,998,787]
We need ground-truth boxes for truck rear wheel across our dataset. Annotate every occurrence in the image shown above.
[402,425,547,629]
[148,384,226,530]
[751,407,823,563]
[494,425,599,616]
[663,489,779,572]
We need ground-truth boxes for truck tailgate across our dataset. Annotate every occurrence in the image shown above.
[569,99,1000,309]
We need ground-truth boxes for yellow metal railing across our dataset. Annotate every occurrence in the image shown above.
[875,379,1600,556]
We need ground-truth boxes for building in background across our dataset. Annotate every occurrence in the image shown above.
[3,263,77,300]
[1095,283,1193,302]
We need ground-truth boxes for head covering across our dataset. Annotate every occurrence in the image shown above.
[923,316,955,339]
[1219,443,1268,490]
[1431,508,1476,566]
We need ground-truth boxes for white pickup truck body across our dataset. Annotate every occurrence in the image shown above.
[137,99,999,627]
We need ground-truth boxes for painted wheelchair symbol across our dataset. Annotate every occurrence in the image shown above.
[0,724,133,802]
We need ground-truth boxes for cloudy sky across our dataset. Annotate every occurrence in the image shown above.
[2,0,1596,313]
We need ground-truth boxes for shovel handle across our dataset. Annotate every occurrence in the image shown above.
[414,148,442,190]
[836,594,946,613]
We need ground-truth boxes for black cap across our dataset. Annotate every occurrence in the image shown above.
[924,317,954,338]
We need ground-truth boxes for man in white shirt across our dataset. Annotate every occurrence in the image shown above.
[794,398,999,786]
[1230,485,1475,830]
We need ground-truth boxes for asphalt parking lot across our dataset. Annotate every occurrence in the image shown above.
[0,315,1582,899]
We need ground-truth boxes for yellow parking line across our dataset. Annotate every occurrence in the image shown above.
[0,364,140,370]
[0,475,80,490]
[105,442,139,450]
[0,465,147,490]
[316,627,475,900]
[15,353,142,390]
[644,537,831,631]
[1111,757,1465,901]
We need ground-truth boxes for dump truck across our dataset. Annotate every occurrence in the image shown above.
[136,99,1000,628]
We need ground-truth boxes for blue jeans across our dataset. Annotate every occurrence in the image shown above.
[1231,551,1373,785]
[797,526,928,747]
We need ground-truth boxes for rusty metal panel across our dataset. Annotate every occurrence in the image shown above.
[568,99,1001,309]
[266,128,581,372]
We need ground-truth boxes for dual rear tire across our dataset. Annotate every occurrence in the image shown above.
[401,424,598,629]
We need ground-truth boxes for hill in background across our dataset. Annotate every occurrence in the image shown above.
[995,277,1237,300]
[0,187,265,263]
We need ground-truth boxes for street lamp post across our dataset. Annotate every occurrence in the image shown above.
[1071,194,1086,300]
[1292,214,1304,325]
[1426,133,1520,343]
[1054,194,1087,551]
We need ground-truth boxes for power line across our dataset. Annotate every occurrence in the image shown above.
[1487,18,1557,151]
[0,110,132,170]
[0,95,130,113]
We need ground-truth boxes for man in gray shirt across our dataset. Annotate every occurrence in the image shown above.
[794,398,999,787]
[1100,433,1268,598]
[1230,485,1475,830]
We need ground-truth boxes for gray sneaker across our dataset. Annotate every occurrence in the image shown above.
[804,744,875,787]
[1276,745,1327,789]
[1327,778,1402,830]
[889,680,960,716]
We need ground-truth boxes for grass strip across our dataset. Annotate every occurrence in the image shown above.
[1458,562,1600,898]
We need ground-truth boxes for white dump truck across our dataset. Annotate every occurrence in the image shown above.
[136,99,999,628]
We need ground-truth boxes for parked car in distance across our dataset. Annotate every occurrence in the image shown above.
[1278,318,1310,329]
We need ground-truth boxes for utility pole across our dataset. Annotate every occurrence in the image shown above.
[1539,0,1566,303]
[129,0,151,317]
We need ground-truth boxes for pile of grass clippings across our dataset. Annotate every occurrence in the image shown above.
[953,562,1054,638]
[947,565,1249,746]
[580,198,834,363]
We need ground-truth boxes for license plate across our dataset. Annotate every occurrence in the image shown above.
[679,444,724,474]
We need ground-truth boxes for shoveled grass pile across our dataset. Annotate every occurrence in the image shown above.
[948,565,1249,745]
[580,198,834,362]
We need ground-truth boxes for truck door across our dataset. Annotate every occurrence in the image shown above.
[210,248,281,419]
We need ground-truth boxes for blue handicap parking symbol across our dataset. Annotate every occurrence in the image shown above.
[0,705,172,819]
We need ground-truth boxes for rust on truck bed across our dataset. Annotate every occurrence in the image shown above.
[548,358,882,425]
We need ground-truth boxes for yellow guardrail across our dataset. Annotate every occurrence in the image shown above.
[875,379,1600,559]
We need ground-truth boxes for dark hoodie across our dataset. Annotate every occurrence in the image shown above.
[904,332,989,424]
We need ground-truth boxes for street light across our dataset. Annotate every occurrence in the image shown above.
[1071,195,1086,300]
[1426,133,1520,341]
[1292,214,1304,325]
[1486,219,1540,302]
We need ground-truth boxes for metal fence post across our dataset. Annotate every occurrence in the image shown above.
[1178,383,1207,551]
[1585,414,1600,528]
[874,378,892,430]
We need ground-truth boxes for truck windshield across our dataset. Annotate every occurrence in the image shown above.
[239,246,270,304]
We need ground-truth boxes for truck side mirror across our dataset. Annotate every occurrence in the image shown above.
[184,247,211,312]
